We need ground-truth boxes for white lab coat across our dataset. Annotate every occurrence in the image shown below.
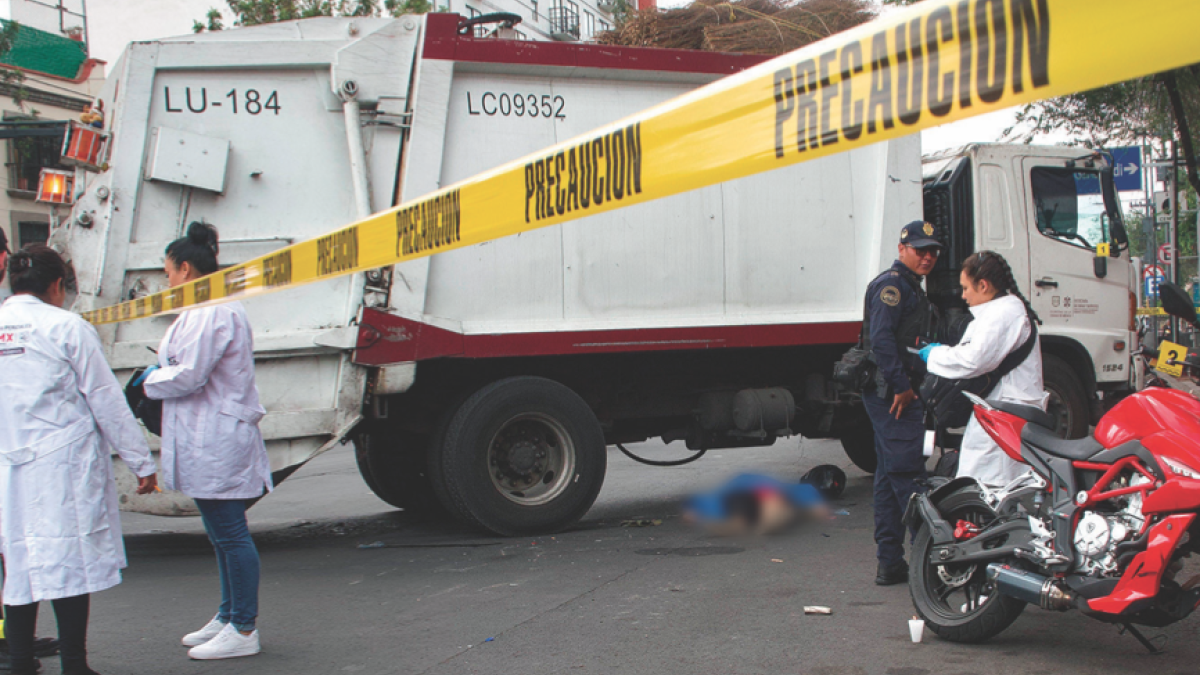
[926,294,1048,487]
[144,303,272,500]
[0,295,156,605]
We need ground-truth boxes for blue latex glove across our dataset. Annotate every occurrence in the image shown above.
[132,365,159,387]
[917,343,942,363]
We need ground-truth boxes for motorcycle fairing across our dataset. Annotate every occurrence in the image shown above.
[1087,513,1196,615]
[1095,387,1200,451]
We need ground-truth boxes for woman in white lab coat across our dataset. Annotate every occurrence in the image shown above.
[919,251,1047,487]
[0,245,158,675]
[141,223,271,661]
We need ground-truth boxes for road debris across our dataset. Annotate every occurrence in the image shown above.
[804,606,832,615]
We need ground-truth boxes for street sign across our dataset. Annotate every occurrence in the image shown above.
[1111,146,1143,192]
[1159,244,1174,265]
[1145,274,1164,298]
[1154,190,1171,223]
[1144,264,1165,279]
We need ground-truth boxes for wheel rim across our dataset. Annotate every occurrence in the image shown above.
[921,507,1001,621]
[1044,386,1072,438]
[487,413,575,506]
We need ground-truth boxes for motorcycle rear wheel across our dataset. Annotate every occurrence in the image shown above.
[909,488,1026,643]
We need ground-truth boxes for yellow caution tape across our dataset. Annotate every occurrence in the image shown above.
[82,0,1200,325]
[1136,307,1167,316]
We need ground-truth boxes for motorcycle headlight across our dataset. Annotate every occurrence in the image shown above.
[1162,456,1200,480]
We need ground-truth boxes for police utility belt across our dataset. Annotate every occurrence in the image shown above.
[833,272,936,395]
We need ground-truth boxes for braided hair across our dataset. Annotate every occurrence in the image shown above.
[962,250,1042,326]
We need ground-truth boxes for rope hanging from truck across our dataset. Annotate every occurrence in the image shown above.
[616,443,708,467]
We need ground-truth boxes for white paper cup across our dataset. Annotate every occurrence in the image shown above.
[908,618,924,643]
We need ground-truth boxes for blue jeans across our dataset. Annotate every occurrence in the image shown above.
[195,499,260,632]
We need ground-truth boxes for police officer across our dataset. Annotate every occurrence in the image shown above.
[863,220,942,585]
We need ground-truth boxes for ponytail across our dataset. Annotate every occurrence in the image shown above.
[7,244,67,296]
[962,250,1042,325]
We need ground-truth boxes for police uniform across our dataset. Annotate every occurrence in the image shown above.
[862,221,941,584]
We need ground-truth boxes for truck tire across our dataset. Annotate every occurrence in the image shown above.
[1042,354,1089,439]
[839,424,877,474]
[354,425,445,516]
[432,377,607,536]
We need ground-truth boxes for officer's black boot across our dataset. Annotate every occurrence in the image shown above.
[875,561,909,586]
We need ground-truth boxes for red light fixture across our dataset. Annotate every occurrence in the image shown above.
[36,169,74,204]
[60,120,109,171]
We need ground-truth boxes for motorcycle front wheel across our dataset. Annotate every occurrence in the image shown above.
[909,487,1026,643]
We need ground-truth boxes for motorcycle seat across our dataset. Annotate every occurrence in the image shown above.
[1021,423,1104,461]
[986,399,1058,431]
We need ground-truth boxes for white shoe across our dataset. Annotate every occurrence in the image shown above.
[187,623,261,660]
[181,616,227,647]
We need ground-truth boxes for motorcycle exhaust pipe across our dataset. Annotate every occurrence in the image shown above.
[986,563,1074,611]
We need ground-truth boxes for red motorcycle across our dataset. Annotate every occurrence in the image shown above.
[906,282,1200,652]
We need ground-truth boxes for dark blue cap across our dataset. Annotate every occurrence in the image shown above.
[899,220,943,250]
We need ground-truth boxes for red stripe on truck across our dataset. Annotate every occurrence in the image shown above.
[353,307,859,365]
[422,13,769,75]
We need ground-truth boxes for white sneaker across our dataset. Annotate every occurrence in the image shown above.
[181,616,227,647]
[187,623,261,660]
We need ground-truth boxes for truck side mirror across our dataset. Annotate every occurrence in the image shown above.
[1093,243,1109,278]
[1100,168,1127,258]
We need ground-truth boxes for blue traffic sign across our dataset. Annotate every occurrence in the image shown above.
[1111,146,1142,192]
[1146,274,1164,299]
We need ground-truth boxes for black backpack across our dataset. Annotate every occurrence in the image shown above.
[919,307,1038,429]
[124,367,163,436]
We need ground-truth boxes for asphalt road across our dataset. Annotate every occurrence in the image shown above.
[57,438,1200,675]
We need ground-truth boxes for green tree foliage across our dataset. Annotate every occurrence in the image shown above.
[0,20,27,107]
[195,0,431,33]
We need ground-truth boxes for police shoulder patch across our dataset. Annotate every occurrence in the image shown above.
[880,286,901,307]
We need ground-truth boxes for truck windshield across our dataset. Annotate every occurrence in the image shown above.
[1031,167,1109,249]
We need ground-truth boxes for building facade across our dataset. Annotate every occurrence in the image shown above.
[444,0,653,42]
[0,0,102,252]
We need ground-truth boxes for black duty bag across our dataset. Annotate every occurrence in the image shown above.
[919,308,1038,428]
[124,368,163,437]
[833,346,875,392]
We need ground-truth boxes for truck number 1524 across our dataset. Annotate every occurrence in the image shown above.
[164,86,281,115]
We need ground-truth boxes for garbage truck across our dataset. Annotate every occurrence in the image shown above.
[53,13,1137,534]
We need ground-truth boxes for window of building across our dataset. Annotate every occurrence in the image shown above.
[598,18,610,32]
[550,0,580,38]
[584,10,595,37]
[465,6,488,37]
[532,0,538,20]
[6,119,67,197]
[17,220,48,247]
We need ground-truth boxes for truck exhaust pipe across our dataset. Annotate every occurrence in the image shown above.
[986,563,1074,611]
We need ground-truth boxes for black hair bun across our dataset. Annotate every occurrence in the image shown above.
[8,250,31,273]
[185,222,219,256]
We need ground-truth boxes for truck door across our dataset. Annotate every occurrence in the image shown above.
[1021,156,1133,390]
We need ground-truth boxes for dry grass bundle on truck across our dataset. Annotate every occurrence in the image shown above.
[596,0,876,56]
